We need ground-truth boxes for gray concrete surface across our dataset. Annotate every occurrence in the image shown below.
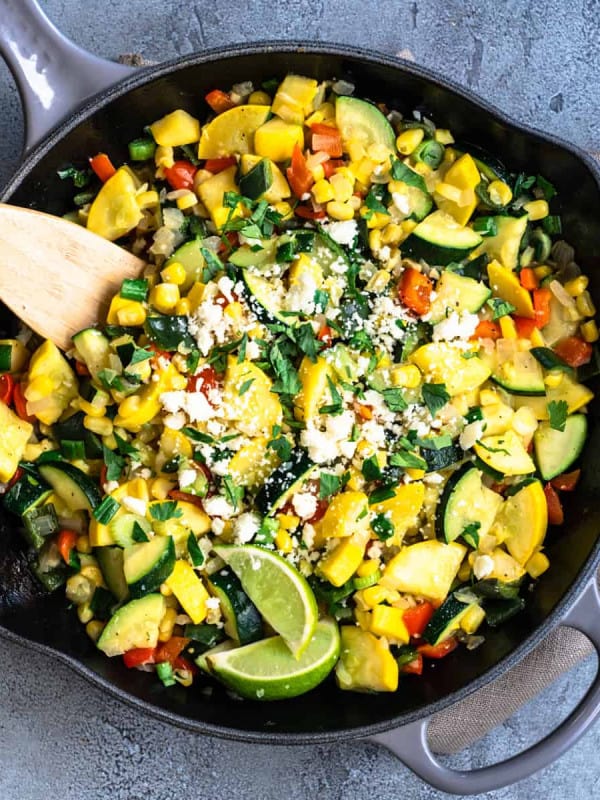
[1,0,600,797]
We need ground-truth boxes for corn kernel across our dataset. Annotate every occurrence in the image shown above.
[401,219,418,236]
[150,283,180,314]
[390,364,421,388]
[526,551,550,578]
[327,200,355,221]
[155,145,175,169]
[460,605,486,634]
[78,397,107,418]
[158,607,177,641]
[277,513,300,531]
[366,270,391,293]
[581,320,599,343]
[369,229,382,253]
[160,581,174,596]
[488,180,513,206]
[312,179,335,204]
[381,223,404,245]
[564,275,589,297]
[350,156,376,185]
[175,298,192,316]
[223,301,243,322]
[186,281,206,310]
[305,102,335,127]
[275,529,294,553]
[357,559,380,578]
[533,265,552,280]
[576,290,596,318]
[83,415,113,437]
[365,210,390,229]
[523,199,549,221]
[117,300,146,326]
[248,90,271,105]
[434,128,455,145]
[76,535,92,554]
[362,585,400,608]
[413,161,431,176]
[176,191,198,211]
[85,620,105,643]
[544,370,564,388]
[80,565,104,588]
[161,261,187,285]
[346,139,367,162]
[77,602,94,624]
[499,316,517,339]
[396,128,424,155]
[330,172,354,203]
[480,388,500,405]
[457,558,472,583]
[137,190,160,209]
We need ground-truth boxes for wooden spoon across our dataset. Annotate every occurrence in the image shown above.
[0,203,145,350]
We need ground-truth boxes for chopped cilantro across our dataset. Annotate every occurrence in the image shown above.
[182,427,214,444]
[368,485,396,505]
[267,435,292,462]
[222,475,244,510]
[462,521,481,548]
[187,533,205,567]
[102,444,125,482]
[200,247,223,283]
[238,378,255,396]
[319,375,344,416]
[390,158,428,194]
[389,450,428,470]
[132,521,150,543]
[319,471,350,500]
[150,501,183,521]
[381,387,408,412]
[361,455,382,482]
[371,513,395,541]
[314,289,329,313]
[237,332,248,364]
[422,382,450,417]
[487,297,517,320]
[548,399,568,432]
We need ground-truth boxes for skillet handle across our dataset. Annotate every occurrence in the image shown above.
[367,577,600,795]
[0,0,137,153]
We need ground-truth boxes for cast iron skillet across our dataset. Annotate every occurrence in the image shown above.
[2,1,600,793]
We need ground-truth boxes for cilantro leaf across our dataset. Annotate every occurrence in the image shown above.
[267,435,292,462]
[370,513,395,541]
[181,427,214,444]
[294,322,321,363]
[487,297,517,320]
[114,432,139,458]
[187,532,205,567]
[132,521,150,543]
[129,345,153,366]
[536,175,557,201]
[319,471,350,500]
[422,382,450,417]
[314,289,329,313]
[390,158,428,194]
[238,378,255,396]
[150,501,183,521]
[319,375,344,416]
[381,387,408,412]
[200,247,223,283]
[222,475,244,511]
[368,485,396,505]
[237,332,248,364]
[389,450,428,470]
[361,455,382,482]
[548,399,568,432]
[102,444,125,482]
[365,185,389,216]
[462,521,481,548]
[269,342,302,396]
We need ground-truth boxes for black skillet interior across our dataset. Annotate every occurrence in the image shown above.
[2,46,600,742]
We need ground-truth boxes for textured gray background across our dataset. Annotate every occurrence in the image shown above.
[1,1,600,798]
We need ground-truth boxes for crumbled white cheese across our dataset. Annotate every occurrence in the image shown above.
[459,419,486,451]
[245,339,262,360]
[322,219,358,246]
[217,275,235,302]
[302,523,317,549]
[178,468,198,489]
[203,495,236,518]
[286,270,317,315]
[232,512,261,543]
[292,492,318,520]
[211,518,226,536]
[188,294,234,356]
[205,596,221,610]
[103,480,119,494]
[473,554,494,580]
[432,311,479,342]
[121,496,147,516]
[163,411,186,430]
[391,192,411,216]
[160,390,186,414]
[185,391,217,422]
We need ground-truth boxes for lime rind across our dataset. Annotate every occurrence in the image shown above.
[213,544,318,657]
[206,618,340,700]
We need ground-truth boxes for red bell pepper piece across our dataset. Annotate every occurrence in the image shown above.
[322,158,345,178]
[402,602,435,638]
[187,364,220,396]
[519,267,539,290]
[57,529,79,564]
[89,153,117,183]
[6,466,24,490]
[398,267,433,316]
[471,319,502,340]
[317,324,335,346]
[544,483,564,525]
[155,636,190,665]
[417,637,459,659]
[286,144,315,199]
[167,490,205,509]
[0,373,15,405]
[550,469,581,492]
[295,204,326,220]
[553,336,593,367]
[123,647,157,668]
[310,123,343,158]
[532,287,552,328]
[204,156,237,173]
[205,89,236,114]
[513,315,537,339]
[164,160,197,191]
[74,360,90,377]
[400,654,423,675]
[13,381,34,422]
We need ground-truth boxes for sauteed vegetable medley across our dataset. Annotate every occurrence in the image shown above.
[1,74,597,699]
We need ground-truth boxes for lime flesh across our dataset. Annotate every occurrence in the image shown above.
[207,618,340,700]
[213,544,318,657]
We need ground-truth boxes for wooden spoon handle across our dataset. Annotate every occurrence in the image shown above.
[0,203,145,350]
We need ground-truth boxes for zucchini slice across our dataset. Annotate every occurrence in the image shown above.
[492,479,547,564]
[335,96,396,153]
[123,535,176,598]
[164,240,205,293]
[491,350,546,396]
[435,464,503,545]
[428,270,491,323]
[402,210,482,266]
[38,461,102,512]
[97,593,166,657]
[470,215,528,271]
[422,594,472,645]
[109,513,152,548]
[255,448,315,516]
[207,566,263,645]
[533,413,587,480]
[241,270,287,324]
[2,472,52,517]
[72,328,111,380]
[96,546,130,603]
[473,430,535,476]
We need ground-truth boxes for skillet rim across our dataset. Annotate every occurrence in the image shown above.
[1,40,600,744]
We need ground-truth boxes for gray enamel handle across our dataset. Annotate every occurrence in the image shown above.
[0,0,136,153]
[368,578,600,794]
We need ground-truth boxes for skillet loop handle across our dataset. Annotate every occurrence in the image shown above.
[369,578,600,795]
[0,0,137,153]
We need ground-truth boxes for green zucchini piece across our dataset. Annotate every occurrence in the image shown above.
[428,270,491,323]
[422,594,472,645]
[72,328,111,380]
[402,210,482,266]
[471,578,522,600]
[491,350,546,396]
[53,412,104,459]
[3,472,52,517]
[435,464,502,545]
[238,158,273,200]
[471,215,528,271]
[207,566,263,645]
[255,448,315,516]
[95,546,130,603]
[164,239,205,293]
[240,270,287,324]
[335,95,396,153]
[484,597,525,628]
[145,315,195,351]
[38,461,102,513]
[420,441,464,473]
[123,535,176,598]
[22,504,59,550]
[109,513,152,548]
[533,413,587,480]
[97,593,166,657]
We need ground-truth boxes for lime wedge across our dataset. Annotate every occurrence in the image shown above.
[207,618,340,700]
[213,544,318,657]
